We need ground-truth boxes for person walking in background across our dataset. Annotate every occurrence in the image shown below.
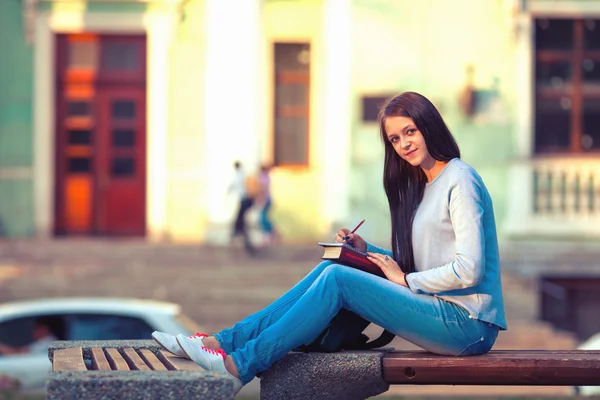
[153,91,506,396]
[228,161,255,254]
[256,164,277,246]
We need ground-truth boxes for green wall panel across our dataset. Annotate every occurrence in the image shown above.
[0,0,34,167]
[0,180,34,237]
[0,0,35,237]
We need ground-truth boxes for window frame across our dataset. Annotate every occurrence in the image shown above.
[534,17,600,154]
[272,42,311,168]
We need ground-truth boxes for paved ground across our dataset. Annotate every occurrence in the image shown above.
[0,238,596,398]
[0,239,320,333]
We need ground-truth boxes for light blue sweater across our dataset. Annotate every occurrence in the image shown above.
[367,158,507,330]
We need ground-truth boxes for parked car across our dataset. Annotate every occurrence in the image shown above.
[574,332,600,396]
[0,297,200,392]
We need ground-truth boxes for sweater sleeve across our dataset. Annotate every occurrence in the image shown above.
[365,241,393,257]
[406,178,486,294]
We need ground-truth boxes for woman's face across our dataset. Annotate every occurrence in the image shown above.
[384,116,435,168]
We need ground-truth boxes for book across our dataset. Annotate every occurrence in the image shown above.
[317,242,386,278]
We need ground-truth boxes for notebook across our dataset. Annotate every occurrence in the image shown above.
[317,242,385,278]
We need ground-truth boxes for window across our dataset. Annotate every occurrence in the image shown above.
[534,18,600,153]
[273,43,310,166]
[64,314,154,340]
[102,42,140,71]
[0,313,155,350]
[361,96,390,122]
[0,315,67,348]
[0,317,40,347]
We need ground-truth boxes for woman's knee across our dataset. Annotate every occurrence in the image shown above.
[320,264,354,282]
[312,262,350,279]
[312,260,336,275]
[312,263,361,287]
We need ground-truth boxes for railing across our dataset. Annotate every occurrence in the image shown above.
[532,158,600,219]
[505,157,600,238]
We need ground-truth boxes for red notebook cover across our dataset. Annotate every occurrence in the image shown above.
[318,242,386,278]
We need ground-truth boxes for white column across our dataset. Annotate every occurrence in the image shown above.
[33,14,55,238]
[203,0,263,231]
[146,14,175,241]
[515,14,533,159]
[504,12,533,238]
[321,0,352,226]
[504,161,534,236]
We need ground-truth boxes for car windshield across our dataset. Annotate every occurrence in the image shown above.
[174,313,202,334]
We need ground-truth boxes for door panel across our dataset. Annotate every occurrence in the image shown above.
[64,176,93,232]
[96,88,146,235]
[55,69,97,235]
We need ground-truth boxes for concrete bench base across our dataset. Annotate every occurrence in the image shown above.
[260,350,390,400]
[47,370,232,400]
[47,340,234,400]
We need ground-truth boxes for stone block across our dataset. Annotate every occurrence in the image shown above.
[260,351,389,400]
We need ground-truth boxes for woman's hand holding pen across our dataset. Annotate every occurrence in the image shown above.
[335,218,367,251]
[366,253,408,287]
[334,220,367,253]
[334,229,367,252]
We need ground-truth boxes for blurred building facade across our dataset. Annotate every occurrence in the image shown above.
[1,0,599,246]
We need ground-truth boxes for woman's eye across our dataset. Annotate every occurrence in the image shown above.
[407,129,416,135]
[390,137,398,143]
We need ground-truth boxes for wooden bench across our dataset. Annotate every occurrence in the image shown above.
[51,346,201,373]
[382,349,600,385]
[259,349,600,399]
[47,340,236,400]
[48,341,600,400]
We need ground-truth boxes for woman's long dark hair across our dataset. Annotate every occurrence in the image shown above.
[379,92,460,273]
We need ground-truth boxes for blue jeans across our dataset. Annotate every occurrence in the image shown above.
[259,198,273,234]
[214,261,499,384]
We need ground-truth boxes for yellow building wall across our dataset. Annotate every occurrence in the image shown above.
[163,0,331,243]
[263,0,332,241]
[163,0,519,243]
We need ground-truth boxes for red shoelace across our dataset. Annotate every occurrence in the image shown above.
[189,332,208,339]
[202,346,226,360]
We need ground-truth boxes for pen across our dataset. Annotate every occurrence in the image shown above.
[344,219,365,240]
[350,219,365,234]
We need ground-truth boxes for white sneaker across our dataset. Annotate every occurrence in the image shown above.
[175,334,243,395]
[152,331,207,358]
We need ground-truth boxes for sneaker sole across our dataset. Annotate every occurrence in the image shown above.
[152,333,185,358]
[176,336,213,371]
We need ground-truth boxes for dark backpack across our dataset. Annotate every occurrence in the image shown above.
[294,309,396,353]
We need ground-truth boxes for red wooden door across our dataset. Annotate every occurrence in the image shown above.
[96,87,146,235]
[54,34,147,236]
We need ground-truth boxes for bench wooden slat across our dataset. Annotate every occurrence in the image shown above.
[138,349,168,371]
[90,348,111,371]
[104,348,130,371]
[383,350,600,386]
[53,347,87,372]
[386,350,600,358]
[122,348,152,371]
[157,350,204,371]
